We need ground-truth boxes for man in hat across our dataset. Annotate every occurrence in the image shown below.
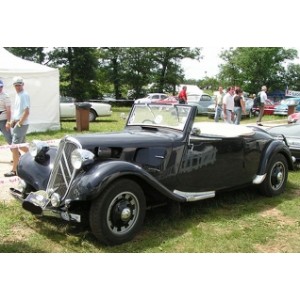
[4,76,30,177]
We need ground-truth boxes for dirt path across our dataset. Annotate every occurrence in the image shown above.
[0,149,20,202]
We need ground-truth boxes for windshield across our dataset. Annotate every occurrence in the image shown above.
[127,104,193,131]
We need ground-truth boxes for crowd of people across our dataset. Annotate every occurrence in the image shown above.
[0,76,30,177]
[178,84,267,125]
[213,85,266,125]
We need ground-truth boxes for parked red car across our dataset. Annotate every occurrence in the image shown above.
[252,99,279,116]
[153,96,179,104]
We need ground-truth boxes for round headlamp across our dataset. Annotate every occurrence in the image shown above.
[71,149,95,170]
[50,193,61,207]
[29,140,49,157]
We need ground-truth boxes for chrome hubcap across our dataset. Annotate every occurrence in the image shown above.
[121,207,132,222]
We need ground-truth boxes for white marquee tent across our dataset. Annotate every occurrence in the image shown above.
[0,47,60,133]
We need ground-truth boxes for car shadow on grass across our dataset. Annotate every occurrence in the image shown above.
[26,186,292,252]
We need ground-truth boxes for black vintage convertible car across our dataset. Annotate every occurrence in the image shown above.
[10,104,295,245]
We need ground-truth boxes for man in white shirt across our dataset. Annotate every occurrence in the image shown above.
[257,85,268,126]
[223,86,235,124]
[214,86,225,122]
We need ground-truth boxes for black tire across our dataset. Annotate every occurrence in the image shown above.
[89,179,146,245]
[259,153,288,197]
[89,110,97,122]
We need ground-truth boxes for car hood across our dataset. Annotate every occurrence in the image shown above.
[266,124,300,135]
[72,129,180,152]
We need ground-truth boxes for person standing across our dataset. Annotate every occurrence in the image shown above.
[178,86,187,104]
[233,88,246,125]
[223,86,235,124]
[0,79,13,149]
[4,76,30,177]
[257,85,267,126]
[214,86,225,122]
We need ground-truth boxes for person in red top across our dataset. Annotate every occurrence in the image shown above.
[178,86,187,104]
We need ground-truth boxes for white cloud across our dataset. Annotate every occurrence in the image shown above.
[182,48,225,80]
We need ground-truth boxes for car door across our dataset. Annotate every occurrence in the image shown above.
[60,96,76,118]
[177,135,246,192]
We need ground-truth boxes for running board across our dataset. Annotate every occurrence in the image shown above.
[173,190,215,202]
[252,174,266,184]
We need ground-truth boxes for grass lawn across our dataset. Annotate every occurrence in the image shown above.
[0,108,299,253]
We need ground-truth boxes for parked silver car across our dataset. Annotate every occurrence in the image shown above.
[187,93,214,115]
[273,98,300,116]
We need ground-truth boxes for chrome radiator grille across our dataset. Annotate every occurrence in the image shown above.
[47,137,81,199]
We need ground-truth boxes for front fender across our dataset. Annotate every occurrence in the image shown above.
[257,140,294,175]
[17,147,57,190]
[67,160,186,203]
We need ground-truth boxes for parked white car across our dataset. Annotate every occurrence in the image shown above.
[60,96,112,122]
[134,93,168,104]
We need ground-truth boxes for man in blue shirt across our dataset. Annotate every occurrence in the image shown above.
[4,76,30,177]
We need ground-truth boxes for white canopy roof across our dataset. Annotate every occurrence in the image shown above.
[0,47,60,133]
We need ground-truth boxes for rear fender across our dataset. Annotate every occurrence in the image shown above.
[257,140,294,175]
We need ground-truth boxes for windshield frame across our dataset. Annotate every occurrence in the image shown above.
[126,103,194,132]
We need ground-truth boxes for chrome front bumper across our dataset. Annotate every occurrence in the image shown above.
[9,188,81,223]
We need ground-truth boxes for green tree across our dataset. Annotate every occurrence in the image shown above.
[122,48,154,98]
[199,76,220,92]
[48,47,99,100]
[150,47,202,94]
[218,47,297,93]
[99,47,138,99]
[99,47,203,99]
[285,63,300,90]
